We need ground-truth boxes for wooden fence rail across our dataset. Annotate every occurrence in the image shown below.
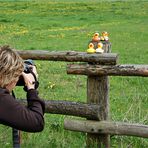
[64,119,148,138]
[67,64,148,77]
[17,50,118,65]
[18,100,101,119]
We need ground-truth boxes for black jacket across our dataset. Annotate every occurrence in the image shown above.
[0,88,45,132]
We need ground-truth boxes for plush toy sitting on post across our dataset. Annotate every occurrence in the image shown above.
[96,42,104,53]
[92,32,100,42]
[101,31,109,41]
[87,43,96,54]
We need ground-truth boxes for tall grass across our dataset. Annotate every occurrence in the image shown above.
[0,0,148,147]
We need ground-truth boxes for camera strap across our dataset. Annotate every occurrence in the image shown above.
[12,91,21,148]
[30,71,39,89]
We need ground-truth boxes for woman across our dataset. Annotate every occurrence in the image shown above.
[0,46,45,132]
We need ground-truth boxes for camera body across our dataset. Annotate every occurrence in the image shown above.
[24,59,34,74]
[16,59,39,89]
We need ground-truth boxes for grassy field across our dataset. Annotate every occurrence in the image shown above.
[0,0,148,147]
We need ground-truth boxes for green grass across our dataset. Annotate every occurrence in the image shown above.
[0,0,148,147]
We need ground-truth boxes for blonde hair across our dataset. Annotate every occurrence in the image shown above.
[0,46,24,88]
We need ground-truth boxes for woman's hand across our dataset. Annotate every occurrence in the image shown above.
[22,66,38,90]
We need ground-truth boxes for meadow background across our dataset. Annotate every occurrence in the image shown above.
[0,0,148,147]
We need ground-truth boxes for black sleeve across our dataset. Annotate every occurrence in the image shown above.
[0,89,45,132]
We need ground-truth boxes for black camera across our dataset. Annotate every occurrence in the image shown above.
[17,59,39,89]
[24,59,35,74]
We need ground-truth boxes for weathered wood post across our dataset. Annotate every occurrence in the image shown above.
[86,42,111,148]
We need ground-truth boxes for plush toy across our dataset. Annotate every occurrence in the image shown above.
[87,43,96,54]
[101,31,109,41]
[96,42,104,53]
[92,32,100,42]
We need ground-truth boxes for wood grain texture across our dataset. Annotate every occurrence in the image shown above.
[18,99,101,119]
[67,64,148,77]
[64,119,148,138]
[17,50,118,65]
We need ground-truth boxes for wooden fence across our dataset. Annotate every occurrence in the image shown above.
[17,43,148,148]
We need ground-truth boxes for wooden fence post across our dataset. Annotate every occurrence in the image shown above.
[86,42,111,148]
